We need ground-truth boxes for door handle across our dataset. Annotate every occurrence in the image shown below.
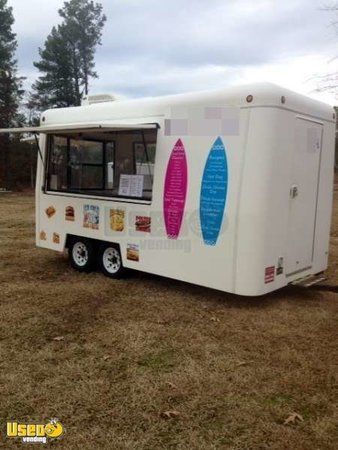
[290,185,298,199]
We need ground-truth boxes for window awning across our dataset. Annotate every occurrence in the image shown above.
[0,122,159,134]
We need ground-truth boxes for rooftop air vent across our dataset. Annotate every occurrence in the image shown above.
[81,94,116,106]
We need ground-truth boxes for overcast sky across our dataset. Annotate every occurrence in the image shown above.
[8,0,338,104]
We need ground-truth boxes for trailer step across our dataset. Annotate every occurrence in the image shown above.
[291,273,326,288]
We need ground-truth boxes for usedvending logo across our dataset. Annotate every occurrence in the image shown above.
[6,418,63,444]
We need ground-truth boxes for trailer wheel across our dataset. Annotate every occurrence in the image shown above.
[99,243,124,278]
[69,238,95,272]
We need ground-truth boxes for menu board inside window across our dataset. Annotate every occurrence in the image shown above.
[118,174,144,197]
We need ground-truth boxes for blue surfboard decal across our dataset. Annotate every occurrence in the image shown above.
[200,137,228,246]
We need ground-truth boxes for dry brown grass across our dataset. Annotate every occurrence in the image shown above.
[0,190,337,449]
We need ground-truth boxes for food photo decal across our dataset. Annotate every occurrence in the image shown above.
[83,204,100,230]
[39,231,47,241]
[110,208,125,232]
[135,216,151,233]
[45,206,56,218]
[65,206,75,221]
[127,244,139,262]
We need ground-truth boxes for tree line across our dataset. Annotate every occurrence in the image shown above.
[0,0,106,189]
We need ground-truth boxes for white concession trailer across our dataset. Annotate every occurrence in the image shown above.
[1,83,335,296]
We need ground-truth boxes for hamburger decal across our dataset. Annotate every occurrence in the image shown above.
[65,206,75,222]
[127,244,139,262]
[135,215,151,233]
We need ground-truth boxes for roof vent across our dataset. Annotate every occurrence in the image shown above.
[81,94,115,106]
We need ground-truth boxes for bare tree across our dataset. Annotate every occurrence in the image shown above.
[316,3,338,96]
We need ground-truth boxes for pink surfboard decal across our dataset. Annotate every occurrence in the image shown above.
[163,139,188,239]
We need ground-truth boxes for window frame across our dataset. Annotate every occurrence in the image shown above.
[46,136,109,192]
[68,137,106,191]
[133,141,156,168]
[44,131,157,203]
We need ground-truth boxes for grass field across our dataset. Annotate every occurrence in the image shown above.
[0,191,337,449]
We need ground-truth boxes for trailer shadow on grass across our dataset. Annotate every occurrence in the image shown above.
[102,266,333,310]
[26,246,337,321]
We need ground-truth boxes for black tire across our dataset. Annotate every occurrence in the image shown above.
[98,242,125,278]
[69,238,96,272]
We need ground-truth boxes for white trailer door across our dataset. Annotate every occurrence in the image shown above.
[286,118,322,275]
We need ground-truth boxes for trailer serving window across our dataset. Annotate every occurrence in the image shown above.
[45,128,157,201]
